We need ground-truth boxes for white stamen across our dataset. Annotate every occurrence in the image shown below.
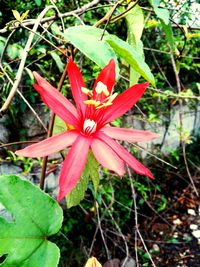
[95,81,109,96]
[83,119,97,134]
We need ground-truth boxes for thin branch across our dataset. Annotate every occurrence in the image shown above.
[40,63,68,190]
[127,166,157,267]
[0,0,101,34]
[170,51,199,197]
[0,5,56,113]
[0,66,47,132]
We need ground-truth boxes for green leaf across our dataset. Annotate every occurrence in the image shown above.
[53,115,67,136]
[126,4,144,46]
[50,51,64,73]
[148,0,169,24]
[87,151,99,193]
[66,152,100,208]
[64,26,119,76]
[34,0,42,6]
[0,175,63,267]
[105,35,155,86]
[126,4,144,85]
[160,21,175,51]
[148,0,175,51]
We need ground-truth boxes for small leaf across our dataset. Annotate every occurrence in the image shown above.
[53,115,67,136]
[12,10,21,22]
[160,21,175,51]
[50,51,64,73]
[148,0,175,51]
[66,151,100,208]
[66,164,90,209]
[148,0,169,25]
[87,151,100,193]
[21,10,29,21]
[0,175,63,267]
[85,257,102,267]
[35,0,42,6]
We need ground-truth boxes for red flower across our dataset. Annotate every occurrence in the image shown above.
[16,58,159,201]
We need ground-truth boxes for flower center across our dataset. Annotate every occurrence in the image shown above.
[83,119,97,135]
[82,82,117,109]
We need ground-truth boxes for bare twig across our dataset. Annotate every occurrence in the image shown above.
[127,166,157,267]
[170,52,199,197]
[96,201,111,260]
[40,63,68,190]
[0,67,47,131]
[0,0,101,34]
[0,5,56,113]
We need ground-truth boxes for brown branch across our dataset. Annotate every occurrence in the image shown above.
[0,0,101,34]
[39,63,68,190]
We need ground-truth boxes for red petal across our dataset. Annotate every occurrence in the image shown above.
[57,135,91,201]
[91,138,125,176]
[92,59,116,101]
[101,126,159,142]
[67,57,87,114]
[95,132,154,179]
[33,72,79,128]
[15,131,78,158]
[102,82,149,124]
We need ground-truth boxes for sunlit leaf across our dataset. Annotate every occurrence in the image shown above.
[105,34,155,86]
[64,26,119,76]
[12,10,21,22]
[85,257,102,267]
[126,4,144,85]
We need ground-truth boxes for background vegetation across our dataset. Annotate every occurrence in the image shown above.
[0,0,200,266]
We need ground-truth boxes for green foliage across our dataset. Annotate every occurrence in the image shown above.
[126,4,144,85]
[64,25,119,75]
[64,25,155,85]
[66,151,99,208]
[0,175,63,267]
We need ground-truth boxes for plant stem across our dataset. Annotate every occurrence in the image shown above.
[40,63,68,190]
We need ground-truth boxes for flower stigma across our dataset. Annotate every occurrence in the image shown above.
[95,81,109,96]
[83,119,97,135]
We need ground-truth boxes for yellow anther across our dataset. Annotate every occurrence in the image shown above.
[84,100,101,107]
[81,87,93,96]
[95,81,109,96]
[96,92,118,109]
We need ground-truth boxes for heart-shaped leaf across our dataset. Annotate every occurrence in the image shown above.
[0,175,63,267]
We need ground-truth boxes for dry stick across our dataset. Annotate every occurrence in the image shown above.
[0,5,55,113]
[0,66,48,132]
[95,201,111,260]
[132,143,178,170]
[0,0,101,34]
[127,166,157,267]
[170,52,199,197]
[0,140,38,149]
[39,63,68,190]
[101,199,129,267]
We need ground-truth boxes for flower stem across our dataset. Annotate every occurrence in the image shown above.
[40,63,68,190]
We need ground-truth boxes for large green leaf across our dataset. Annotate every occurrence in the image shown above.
[0,175,63,267]
[64,25,154,85]
[66,151,100,208]
[64,25,119,74]
[105,35,155,86]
